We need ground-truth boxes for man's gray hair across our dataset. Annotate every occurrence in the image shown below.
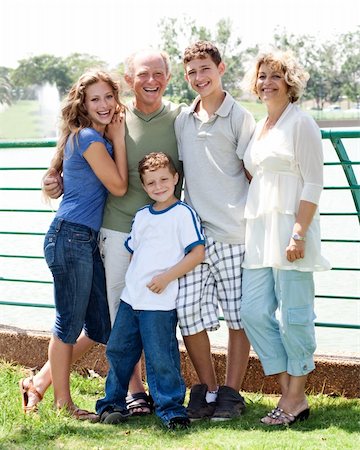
[124,49,171,77]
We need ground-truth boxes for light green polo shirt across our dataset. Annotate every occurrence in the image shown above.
[102,101,184,233]
[175,92,256,244]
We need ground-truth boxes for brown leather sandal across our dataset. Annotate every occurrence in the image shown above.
[19,377,43,413]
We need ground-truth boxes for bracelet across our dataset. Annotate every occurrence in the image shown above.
[291,233,306,241]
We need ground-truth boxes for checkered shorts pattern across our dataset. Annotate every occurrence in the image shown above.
[177,236,245,336]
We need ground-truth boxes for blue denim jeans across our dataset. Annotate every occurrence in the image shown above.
[241,268,316,376]
[44,218,111,344]
[96,301,187,426]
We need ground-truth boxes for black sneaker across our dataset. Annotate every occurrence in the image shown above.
[186,384,216,420]
[100,406,130,424]
[167,416,191,430]
[211,385,246,421]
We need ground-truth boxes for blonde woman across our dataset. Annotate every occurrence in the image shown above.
[241,51,331,426]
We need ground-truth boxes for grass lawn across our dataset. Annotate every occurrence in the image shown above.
[0,101,42,140]
[0,361,359,449]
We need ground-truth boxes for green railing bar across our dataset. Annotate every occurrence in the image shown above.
[330,267,359,271]
[324,162,360,166]
[0,209,54,213]
[320,212,359,216]
[328,136,360,224]
[316,295,360,300]
[323,186,359,190]
[0,254,43,259]
[217,316,358,330]
[0,167,48,171]
[0,188,42,191]
[320,129,360,139]
[314,322,360,330]
[0,139,57,149]
[321,239,360,243]
[0,277,52,284]
[0,300,54,309]
[0,231,46,236]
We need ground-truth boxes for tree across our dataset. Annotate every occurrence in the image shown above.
[0,67,13,105]
[273,29,342,109]
[10,53,107,99]
[63,53,107,87]
[338,28,360,105]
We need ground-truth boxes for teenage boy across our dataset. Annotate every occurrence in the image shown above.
[96,152,205,429]
[175,41,256,420]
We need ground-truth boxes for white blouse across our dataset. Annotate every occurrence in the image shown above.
[242,103,331,271]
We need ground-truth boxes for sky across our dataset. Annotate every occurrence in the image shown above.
[1,0,359,69]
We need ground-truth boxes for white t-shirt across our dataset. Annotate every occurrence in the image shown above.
[121,201,205,310]
[175,91,256,244]
[242,103,331,271]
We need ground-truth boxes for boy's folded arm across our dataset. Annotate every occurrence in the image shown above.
[146,244,205,294]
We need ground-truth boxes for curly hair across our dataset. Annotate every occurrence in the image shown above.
[138,152,177,183]
[47,70,122,178]
[183,40,222,66]
[245,50,309,103]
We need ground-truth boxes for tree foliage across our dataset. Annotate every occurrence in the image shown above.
[158,18,360,109]
[0,67,13,105]
[2,24,359,110]
[9,53,107,100]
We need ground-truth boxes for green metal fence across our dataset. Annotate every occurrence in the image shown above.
[0,130,359,331]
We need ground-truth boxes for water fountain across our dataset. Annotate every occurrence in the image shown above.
[37,82,61,138]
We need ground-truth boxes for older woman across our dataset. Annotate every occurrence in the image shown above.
[241,50,331,426]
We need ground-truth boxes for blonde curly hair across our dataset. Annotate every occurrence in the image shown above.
[245,50,309,103]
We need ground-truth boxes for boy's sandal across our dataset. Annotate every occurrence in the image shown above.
[261,406,310,426]
[126,392,154,416]
[19,377,43,413]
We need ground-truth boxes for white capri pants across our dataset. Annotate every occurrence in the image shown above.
[98,227,130,325]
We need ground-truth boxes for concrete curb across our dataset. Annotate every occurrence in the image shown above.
[1,327,359,398]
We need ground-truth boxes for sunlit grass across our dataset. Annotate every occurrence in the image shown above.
[1,360,359,449]
[0,101,41,139]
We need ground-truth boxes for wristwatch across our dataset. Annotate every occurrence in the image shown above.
[291,233,306,241]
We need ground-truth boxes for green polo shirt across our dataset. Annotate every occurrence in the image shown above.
[102,101,184,233]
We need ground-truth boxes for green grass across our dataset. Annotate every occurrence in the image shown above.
[0,101,43,139]
[1,361,359,449]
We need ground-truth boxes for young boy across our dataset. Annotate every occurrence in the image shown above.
[96,152,205,429]
[175,41,256,420]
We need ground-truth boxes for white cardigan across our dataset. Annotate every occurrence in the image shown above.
[242,103,331,272]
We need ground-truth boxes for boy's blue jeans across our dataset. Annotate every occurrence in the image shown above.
[96,301,187,426]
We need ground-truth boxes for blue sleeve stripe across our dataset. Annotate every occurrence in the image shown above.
[181,202,205,242]
[124,238,133,254]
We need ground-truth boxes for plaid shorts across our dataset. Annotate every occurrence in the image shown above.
[177,235,245,336]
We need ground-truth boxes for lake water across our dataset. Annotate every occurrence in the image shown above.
[0,138,359,357]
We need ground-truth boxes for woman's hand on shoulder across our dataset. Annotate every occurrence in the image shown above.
[105,106,125,144]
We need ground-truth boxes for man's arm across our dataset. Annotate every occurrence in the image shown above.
[146,244,205,294]
[42,168,63,199]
